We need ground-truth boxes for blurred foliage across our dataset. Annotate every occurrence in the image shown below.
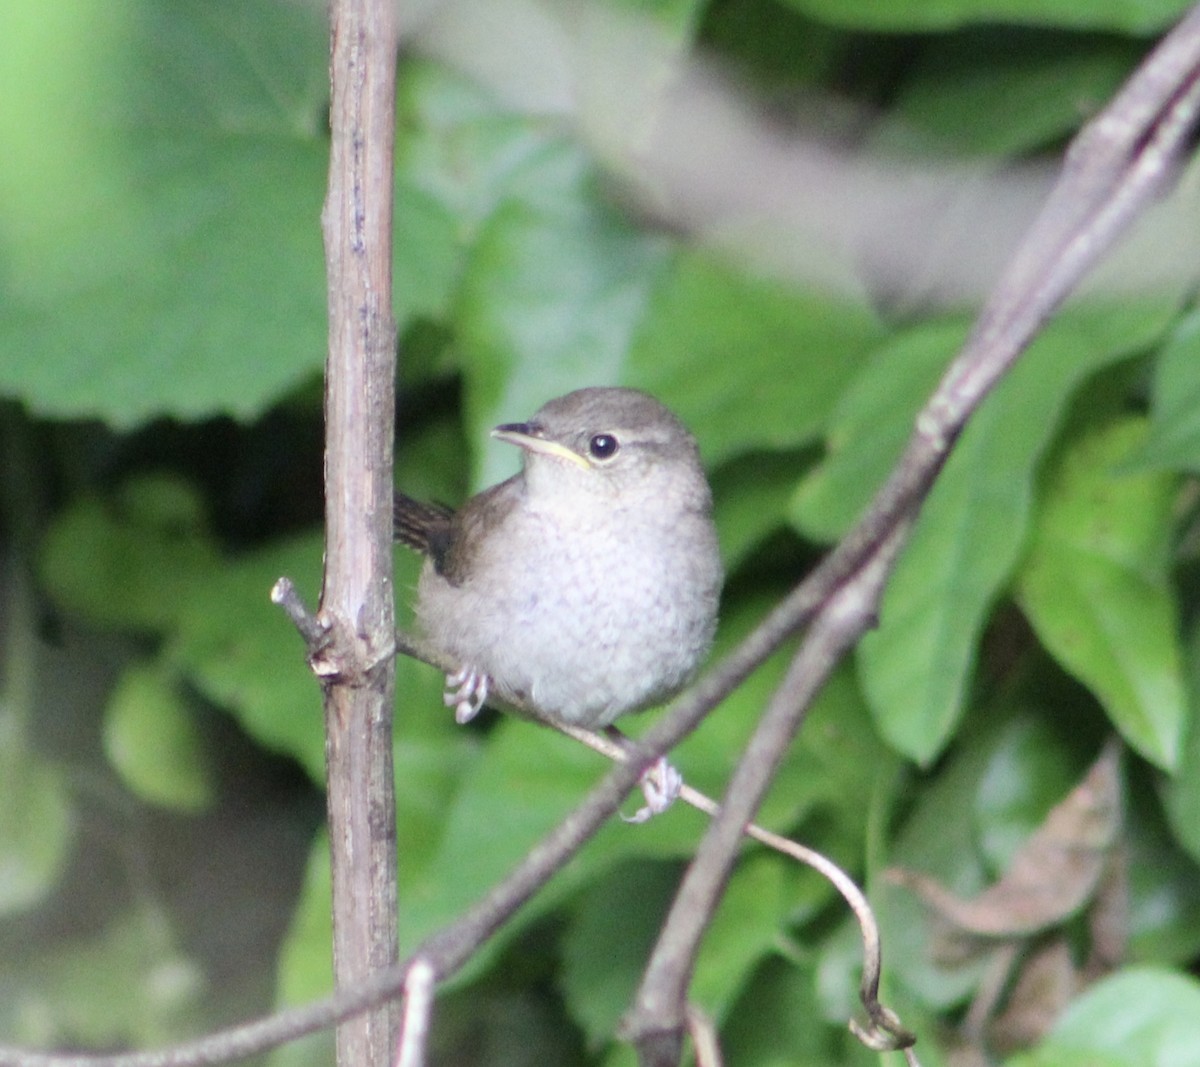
[3,0,1200,1065]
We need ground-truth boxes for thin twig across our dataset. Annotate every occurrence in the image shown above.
[393,959,435,1067]
[561,715,913,1053]
[685,1007,722,1067]
[271,578,330,653]
[622,526,909,1066]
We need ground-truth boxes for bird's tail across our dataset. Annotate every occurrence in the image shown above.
[393,491,455,556]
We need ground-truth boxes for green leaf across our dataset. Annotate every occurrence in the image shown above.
[711,450,810,572]
[0,738,72,917]
[877,708,1074,1010]
[1009,967,1200,1067]
[791,317,967,543]
[559,861,679,1045]
[397,60,562,238]
[169,534,328,781]
[397,717,707,973]
[878,33,1136,158]
[1163,621,1200,863]
[1016,419,1185,769]
[103,662,215,812]
[458,151,673,489]
[396,61,675,486]
[628,252,884,466]
[393,180,464,328]
[1128,308,1200,472]
[0,0,330,426]
[973,716,1084,876]
[858,302,1177,765]
[690,852,788,1019]
[776,0,1189,33]
[394,60,556,332]
[42,490,332,783]
[720,957,834,1067]
[560,852,786,1045]
[1127,764,1200,965]
[40,477,218,633]
[276,830,333,1006]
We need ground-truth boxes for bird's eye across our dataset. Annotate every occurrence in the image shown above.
[588,433,619,460]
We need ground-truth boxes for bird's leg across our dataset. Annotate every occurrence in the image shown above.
[443,665,490,724]
[603,726,685,823]
[624,755,684,824]
[629,756,684,822]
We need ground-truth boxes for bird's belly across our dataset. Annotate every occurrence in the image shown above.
[417,523,717,729]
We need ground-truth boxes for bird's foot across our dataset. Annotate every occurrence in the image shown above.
[623,756,684,824]
[443,665,490,724]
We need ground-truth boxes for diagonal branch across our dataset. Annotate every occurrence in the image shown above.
[621,527,910,1066]
[621,7,1200,1064]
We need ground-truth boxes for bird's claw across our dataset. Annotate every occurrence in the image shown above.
[623,756,684,824]
[443,666,490,724]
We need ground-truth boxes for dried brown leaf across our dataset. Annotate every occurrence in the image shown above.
[889,739,1122,938]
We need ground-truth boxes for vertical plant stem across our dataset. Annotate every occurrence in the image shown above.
[320,1,399,1065]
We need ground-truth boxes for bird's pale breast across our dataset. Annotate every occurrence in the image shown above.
[416,490,720,728]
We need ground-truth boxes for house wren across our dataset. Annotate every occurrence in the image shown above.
[394,387,723,738]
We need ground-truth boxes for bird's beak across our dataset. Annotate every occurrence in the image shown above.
[492,422,591,470]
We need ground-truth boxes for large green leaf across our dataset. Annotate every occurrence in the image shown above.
[711,450,811,572]
[877,34,1137,158]
[1129,307,1200,472]
[457,157,673,489]
[40,482,330,780]
[857,302,1176,764]
[1126,762,1200,965]
[718,956,836,1067]
[1163,621,1200,864]
[628,252,884,466]
[791,317,968,542]
[0,0,330,426]
[395,62,672,486]
[275,830,334,1008]
[1008,967,1200,1067]
[168,534,329,781]
[1016,419,1185,769]
[40,476,219,633]
[0,732,73,918]
[395,59,580,338]
[396,717,709,966]
[689,851,789,1019]
[103,662,215,812]
[559,851,786,1045]
[559,860,680,1046]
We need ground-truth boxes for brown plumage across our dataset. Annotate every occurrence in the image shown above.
[392,493,455,573]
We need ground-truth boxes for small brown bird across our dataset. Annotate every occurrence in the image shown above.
[394,387,723,817]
